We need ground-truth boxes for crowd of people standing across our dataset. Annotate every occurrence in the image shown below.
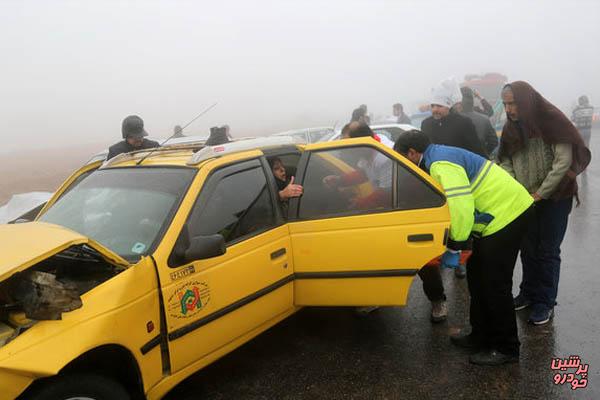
[353,79,591,365]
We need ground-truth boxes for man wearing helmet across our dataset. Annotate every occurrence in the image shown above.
[107,115,160,160]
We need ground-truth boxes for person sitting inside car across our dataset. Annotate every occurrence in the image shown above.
[323,123,391,210]
[268,157,303,214]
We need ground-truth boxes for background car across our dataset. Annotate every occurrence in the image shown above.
[271,127,337,143]
[327,123,419,143]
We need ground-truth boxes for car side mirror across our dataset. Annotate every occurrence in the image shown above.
[170,225,227,266]
[184,234,226,262]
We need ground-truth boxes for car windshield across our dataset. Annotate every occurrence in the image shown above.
[40,167,196,261]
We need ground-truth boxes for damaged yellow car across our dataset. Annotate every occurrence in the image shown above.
[0,137,449,400]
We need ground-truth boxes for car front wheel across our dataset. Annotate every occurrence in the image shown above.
[24,373,130,400]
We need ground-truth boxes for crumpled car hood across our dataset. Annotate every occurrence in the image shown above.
[0,221,129,282]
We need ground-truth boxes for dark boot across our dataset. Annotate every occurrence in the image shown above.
[469,349,518,366]
[450,332,482,350]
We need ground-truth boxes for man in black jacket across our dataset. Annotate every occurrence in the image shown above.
[393,103,412,124]
[421,79,487,158]
[460,87,498,157]
[107,115,160,160]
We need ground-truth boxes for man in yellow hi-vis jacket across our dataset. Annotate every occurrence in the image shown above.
[394,130,534,366]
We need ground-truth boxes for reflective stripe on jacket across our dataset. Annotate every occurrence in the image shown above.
[423,144,533,241]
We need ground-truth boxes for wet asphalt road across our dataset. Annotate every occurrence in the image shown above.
[165,133,599,400]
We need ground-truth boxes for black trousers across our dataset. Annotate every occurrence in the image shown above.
[467,207,533,356]
[418,264,446,302]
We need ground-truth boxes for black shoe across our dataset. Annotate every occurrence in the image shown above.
[469,349,519,366]
[450,332,481,350]
[528,304,554,325]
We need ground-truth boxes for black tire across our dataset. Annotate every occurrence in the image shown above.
[25,373,131,400]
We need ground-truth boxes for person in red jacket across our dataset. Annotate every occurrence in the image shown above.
[323,123,391,210]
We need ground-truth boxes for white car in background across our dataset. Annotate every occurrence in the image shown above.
[271,127,336,144]
[327,123,419,143]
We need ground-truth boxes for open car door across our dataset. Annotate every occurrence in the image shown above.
[288,138,450,306]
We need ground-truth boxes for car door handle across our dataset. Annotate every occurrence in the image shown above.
[408,234,434,242]
[270,248,287,260]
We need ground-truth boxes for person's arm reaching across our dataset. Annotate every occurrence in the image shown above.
[279,176,304,200]
[429,161,474,250]
[479,98,494,117]
[473,90,494,117]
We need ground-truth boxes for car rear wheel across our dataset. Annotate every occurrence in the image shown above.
[25,373,130,400]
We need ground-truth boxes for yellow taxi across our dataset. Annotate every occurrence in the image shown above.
[0,136,449,400]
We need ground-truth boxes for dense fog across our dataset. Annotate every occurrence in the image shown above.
[1,0,598,153]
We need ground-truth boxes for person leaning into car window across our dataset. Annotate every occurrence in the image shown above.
[268,157,303,215]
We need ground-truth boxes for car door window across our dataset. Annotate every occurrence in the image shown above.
[298,146,393,219]
[188,161,276,244]
[396,163,445,210]
[298,146,444,219]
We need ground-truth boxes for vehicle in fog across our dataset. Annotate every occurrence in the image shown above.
[0,136,449,399]
[327,123,419,143]
[271,127,337,143]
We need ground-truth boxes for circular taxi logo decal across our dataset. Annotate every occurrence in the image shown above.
[167,281,211,319]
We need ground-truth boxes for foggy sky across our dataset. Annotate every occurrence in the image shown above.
[1,0,599,154]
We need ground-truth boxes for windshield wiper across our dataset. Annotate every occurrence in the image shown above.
[56,245,104,263]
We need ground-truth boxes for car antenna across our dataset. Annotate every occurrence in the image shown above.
[136,102,218,165]
[179,102,218,134]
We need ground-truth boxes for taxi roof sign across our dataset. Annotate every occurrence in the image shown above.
[187,136,298,165]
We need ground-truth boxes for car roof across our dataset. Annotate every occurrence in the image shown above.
[101,136,301,169]
[83,135,210,166]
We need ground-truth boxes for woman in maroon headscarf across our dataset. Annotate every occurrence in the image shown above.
[498,81,591,325]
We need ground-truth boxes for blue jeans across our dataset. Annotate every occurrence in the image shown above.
[519,197,572,308]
